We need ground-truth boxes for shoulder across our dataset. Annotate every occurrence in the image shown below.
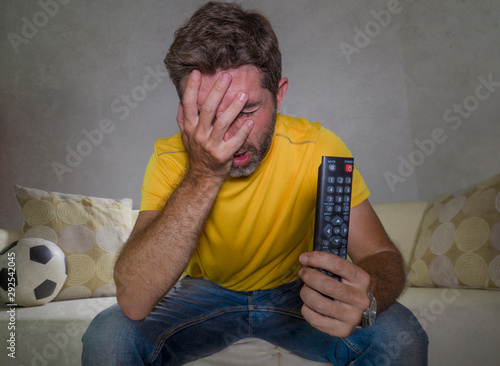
[145,134,188,178]
[153,134,186,156]
[275,114,321,142]
[275,114,350,154]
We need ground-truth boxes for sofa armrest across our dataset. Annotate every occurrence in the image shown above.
[0,228,22,253]
[371,201,429,266]
[131,209,139,227]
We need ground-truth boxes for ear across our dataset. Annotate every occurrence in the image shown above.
[275,77,289,112]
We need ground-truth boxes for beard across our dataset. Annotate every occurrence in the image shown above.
[228,110,277,178]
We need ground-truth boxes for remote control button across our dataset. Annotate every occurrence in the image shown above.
[345,186,351,194]
[345,164,353,173]
[327,196,334,203]
[345,177,351,184]
[331,236,342,245]
[327,186,334,193]
[334,227,341,235]
[328,177,335,183]
[326,206,333,212]
[340,248,347,257]
[328,164,336,171]
[325,215,331,222]
[333,249,339,256]
[335,206,342,213]
[337,177,344,184]
[324,224,333,238]
[336,186,343,193]
[343,206,349,212]
[343,215,349,221]
[341,223,349,237]
[335,196,342,203]
[333,216,343,225]
[344,195,350,203]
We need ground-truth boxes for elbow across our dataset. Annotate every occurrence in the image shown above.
[116,291,151,321]
[113,263,151,321]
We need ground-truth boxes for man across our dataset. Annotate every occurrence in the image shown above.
[82,2,428,365]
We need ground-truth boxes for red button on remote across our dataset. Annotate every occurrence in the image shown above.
[345,164,353,173]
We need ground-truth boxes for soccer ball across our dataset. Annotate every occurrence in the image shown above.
[0,238,68,307]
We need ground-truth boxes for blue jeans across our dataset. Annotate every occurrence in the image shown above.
[82,276,428,365]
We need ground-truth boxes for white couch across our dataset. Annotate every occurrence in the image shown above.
[1,201,499,365]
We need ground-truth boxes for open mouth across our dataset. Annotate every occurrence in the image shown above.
[232,151,250,166]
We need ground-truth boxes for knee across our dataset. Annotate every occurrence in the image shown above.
[82,304,136,364]
[83,304,119,347]
[392,303,428,352]
[402,309,429,353]
[372,302,429,363]
[388,320,428,358]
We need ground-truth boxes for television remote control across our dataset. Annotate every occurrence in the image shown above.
[313,156,354,281]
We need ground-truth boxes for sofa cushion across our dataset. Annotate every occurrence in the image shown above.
[14,185,133,300]
[409,173,500,289]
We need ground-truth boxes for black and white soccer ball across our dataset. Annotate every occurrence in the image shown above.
[0,238,67,307]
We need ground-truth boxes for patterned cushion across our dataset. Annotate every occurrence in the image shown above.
[409,173,500,289]
[14,185,133,300]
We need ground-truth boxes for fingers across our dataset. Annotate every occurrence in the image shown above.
[299,251,370,290]
[181,70,234,136]
[180,70,247,141]
[210,91,248,142]
[224,119,254,151]
[176,102,184,133]
[181,70,202,131]
[298,252,371,336]
[299,265,351,304]
[180,69,252,146]
[300,298,356,338]
[196,72,232,136]
[223,117,245,142]
[299,277,363,323]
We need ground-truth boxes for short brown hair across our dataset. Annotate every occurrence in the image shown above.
[164,1,282,100]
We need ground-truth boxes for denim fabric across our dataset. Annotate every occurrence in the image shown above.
[82,276,428,366]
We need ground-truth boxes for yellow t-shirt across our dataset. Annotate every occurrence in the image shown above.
[140,114,370,291]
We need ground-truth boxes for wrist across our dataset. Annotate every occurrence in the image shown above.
[185,165,227,187]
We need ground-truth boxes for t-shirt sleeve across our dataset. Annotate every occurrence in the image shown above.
[140,152,168,211]
[351,161,370,207]
[140,141,187,212]
[315,126,370,208]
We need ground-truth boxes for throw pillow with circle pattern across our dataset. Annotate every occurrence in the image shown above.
[14,185,133,300]
[409,173,500,289]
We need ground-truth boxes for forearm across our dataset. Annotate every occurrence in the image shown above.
[114,168,224,320]
[355,250,406,312]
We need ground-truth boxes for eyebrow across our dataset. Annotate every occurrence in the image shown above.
[195,96,265,112]
[243,99,264,110]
